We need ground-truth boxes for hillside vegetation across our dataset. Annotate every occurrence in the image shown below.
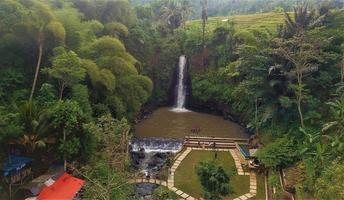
[0,0,344,199]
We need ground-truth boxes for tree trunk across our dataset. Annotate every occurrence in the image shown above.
[341,57,344,83]
[255,97,259,136]
[59,81,65,100]
[30,33,44,101]
[201,0,207,70]
[296,67,305,128]
[63,128,67,171]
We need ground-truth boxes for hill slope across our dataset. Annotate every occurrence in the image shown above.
[186,12,287,33]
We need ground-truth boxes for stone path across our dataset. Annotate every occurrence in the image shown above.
[166,147,257,200]
[129,177,167,186]
[167,148,196,200]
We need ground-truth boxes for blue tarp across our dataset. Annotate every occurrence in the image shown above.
[2,155,33,176]
[238,144,250,159]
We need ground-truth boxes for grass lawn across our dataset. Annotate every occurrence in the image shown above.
[253,173,266,200]
[0,190,8,200]
[174,150,250,199]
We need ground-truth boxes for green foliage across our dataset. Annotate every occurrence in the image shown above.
[82,115,132,199]
[1,1,344,198]
[85,36,126,59]
[315,159,344,199]
[0,68,24,102]
[58,137,80,159]
[51,100,86,161]
[36,83,57,107]
[46,47,86,99]
[196,161,230,199]
[71,84,92,117]
[152,186,179,200]
[51,100,84,133]
[104,22,129,38]
[0,106,22,141]
[256,137,298,168]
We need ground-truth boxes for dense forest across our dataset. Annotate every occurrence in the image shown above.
[0,0,343,200]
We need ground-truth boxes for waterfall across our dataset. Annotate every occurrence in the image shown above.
[130,138,183,153]
[130,138,183,179]
[172,55,188,112]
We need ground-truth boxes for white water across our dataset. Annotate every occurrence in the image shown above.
[130,138,183,153]
[171,55,189,112]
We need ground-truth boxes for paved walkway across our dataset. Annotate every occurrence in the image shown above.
[166,147,257,200]
[129,178,167,186]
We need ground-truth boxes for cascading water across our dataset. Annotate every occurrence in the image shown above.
[130,138,183,153]
[130,138,183,198]
[130,138,183,176]
[172,55,189,112]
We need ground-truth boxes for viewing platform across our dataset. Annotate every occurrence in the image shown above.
[183,136,249,149]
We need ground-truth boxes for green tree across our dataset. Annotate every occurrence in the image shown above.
[71,84,92,118]
[104,22,129,38]
[282,4,327,38]
[196,161,230,199]
[275,33,320,128]
[51,100,84,171]
[256,137,297,169]
[25,0,66,101]
[9,101,55,154]
[201,0,208,48]
[81,115,132,200]
[341,43,344,83]
[160,0,184,33]
[46,47,86,99]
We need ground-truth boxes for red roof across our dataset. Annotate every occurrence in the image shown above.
[37,172,85,200]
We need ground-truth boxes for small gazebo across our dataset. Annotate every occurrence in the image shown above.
[2,155,33,199]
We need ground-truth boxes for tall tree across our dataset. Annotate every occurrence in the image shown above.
[201,0,208,48]
[275,33,320,128]
[25,0,65,101]
[160,0,183,33]
[13,101,55,154]
[180,0,193,28]
[282,3,327,38]
[45,47,86,100]
[81,115,132,200]
[201,0,208,69]
[51,100,84,171]
[341,44,344,83]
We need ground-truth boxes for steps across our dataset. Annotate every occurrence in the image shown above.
[183,136,248,149]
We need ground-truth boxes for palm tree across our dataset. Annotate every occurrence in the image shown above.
[26,1,65,101]
[282,3,327,38]
[160,0,182,33]
[201,0,208,48]
[10,101,55,153]
[180,0,194,28]
[341,44,344,83]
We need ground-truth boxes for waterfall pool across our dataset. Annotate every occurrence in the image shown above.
[134,107,249,139]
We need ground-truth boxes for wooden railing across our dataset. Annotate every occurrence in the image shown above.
[183,136,248,149]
